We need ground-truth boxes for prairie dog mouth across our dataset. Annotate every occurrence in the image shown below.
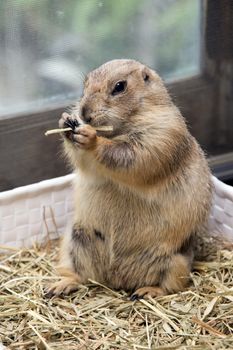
[64,114,113,133]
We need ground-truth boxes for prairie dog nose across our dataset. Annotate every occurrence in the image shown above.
[80,105,92,123]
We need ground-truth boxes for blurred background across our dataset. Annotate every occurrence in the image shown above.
[0,0,200,116]
[0,0,232,190]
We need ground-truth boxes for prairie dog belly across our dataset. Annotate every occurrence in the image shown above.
[70,172,162,285]
[69,171,195,290]
[73,170,161,239]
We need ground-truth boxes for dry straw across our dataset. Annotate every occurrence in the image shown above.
[0,240,233,349]
[45,126,113,136]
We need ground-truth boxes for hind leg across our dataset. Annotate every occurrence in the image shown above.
[45,223,99,298]
[45,234,82,298]
[131,253,191,300]
[161,254,191,293]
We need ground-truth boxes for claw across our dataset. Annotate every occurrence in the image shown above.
[73,119,80,127]
[64,117,80,131]
[64,117,74,130]
[43,285,58,299]
[44,290,55,299]
[130,293,143,301]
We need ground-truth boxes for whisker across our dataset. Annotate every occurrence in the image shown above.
[78,70,87,83]
[101,109,124,120]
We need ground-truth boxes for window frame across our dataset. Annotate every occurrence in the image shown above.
[0,0,232,191]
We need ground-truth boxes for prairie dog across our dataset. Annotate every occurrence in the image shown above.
[46,59,212,299]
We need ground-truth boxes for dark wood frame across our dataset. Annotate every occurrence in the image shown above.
[168,0,233,180]
[0,0,232,191]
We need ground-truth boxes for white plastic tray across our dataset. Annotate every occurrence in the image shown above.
[0,174,75,248]
[0,174,233,247]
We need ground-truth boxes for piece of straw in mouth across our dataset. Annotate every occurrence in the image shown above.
[45,125,113,136]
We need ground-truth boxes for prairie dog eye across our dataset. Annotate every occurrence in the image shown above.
[111,80,127,96]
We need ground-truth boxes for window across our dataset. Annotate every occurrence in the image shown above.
[0,0,200,116]
[0,0,232,190]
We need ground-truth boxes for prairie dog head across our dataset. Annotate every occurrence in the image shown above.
[78,59,173,135]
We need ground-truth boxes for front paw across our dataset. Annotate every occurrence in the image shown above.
[58,112,81,142]
[59,112,76,141]
[73,124,97,149]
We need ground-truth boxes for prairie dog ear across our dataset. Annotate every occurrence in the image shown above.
[141,67,151,83]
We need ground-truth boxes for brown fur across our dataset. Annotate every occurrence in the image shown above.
[46,59,212,299]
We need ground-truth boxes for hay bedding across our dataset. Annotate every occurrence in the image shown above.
[0,241,233,350]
